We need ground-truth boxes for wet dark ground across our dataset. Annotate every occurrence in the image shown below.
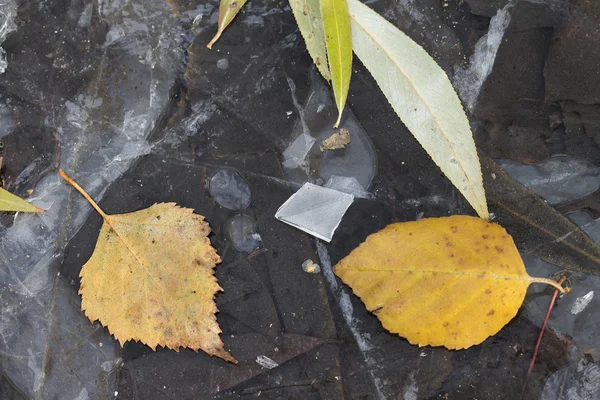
[0,0,599,399]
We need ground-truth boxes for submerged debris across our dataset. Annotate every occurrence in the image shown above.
[320,128,351,152]
[209,168,252,211]
[226,215,261,253]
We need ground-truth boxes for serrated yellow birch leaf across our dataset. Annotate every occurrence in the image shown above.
[321,0,352,128]
[289,0,331,81]
[0,187,44,212]
[59,170,236,364]
[334,216,565,350]
[348,0,489,220]
[207,0,249,49]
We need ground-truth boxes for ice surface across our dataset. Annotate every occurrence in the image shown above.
[255,355,279,369]
[324,175,373,199]
[0,0,17,74]
[498,155,600,205]
[275,183,354,242]
[226,215,261,253]
[281,133,316,170]
[453,4,511,110]
[496,153,600,392]
[541,359,600,400]
[0,1,184,397]
[209,168,252,211]
[282,68,377,189]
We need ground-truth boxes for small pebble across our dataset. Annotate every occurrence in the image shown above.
[302,259,321,274]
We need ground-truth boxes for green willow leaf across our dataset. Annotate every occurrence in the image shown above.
[320,0,352,128]
[348,0,489,219]
[207,0,249,49]
[0,187,44,212]
[289,0,331,81]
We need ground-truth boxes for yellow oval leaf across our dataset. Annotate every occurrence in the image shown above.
[333,216,563,350]
[0,187,44,212]
[59,170,236,363]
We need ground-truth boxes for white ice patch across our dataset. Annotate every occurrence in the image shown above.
[403,371,418,400]
[255,355,279,369]
[572,291,594,315]
[73,388,89,400]
[453,5,511,110]
[282,133,316,170]
[0,0,17,73]
[275,183,354,242]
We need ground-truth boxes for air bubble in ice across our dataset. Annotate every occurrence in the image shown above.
[209,168,252,210]
[216,58,229,70]
[226,215,261,253]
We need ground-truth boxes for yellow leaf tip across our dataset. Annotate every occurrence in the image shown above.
[207,31,222,49]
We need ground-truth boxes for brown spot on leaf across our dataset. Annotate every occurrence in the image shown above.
[443,322,449,327]
[450,226,458,233]
[446,242,452,247]
[495,246,504,253]
[449,253,455,258]
[482,234,489,239]
[487,310,495,316]
[485,289,492,294]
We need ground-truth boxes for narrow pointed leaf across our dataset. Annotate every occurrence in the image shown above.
[207,0,249,49]
[320,0,352,127]
[0,187,44,212]
[289,0,331,81]
[348,0,489,220]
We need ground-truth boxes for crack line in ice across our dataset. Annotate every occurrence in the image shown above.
[317,240,386,399]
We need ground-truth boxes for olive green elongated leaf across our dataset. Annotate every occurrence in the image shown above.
[289,0,331,81]
[321,0,352,128]
[0,187,44,212]
[207,0,249,49]
[348,0,489,220]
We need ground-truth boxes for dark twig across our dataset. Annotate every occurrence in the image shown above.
[519,276,567,400]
